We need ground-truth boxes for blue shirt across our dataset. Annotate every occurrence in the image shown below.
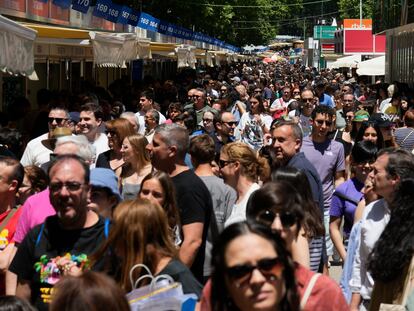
[319,93,334,108]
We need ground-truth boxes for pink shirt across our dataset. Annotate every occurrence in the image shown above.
[14,189,56,244]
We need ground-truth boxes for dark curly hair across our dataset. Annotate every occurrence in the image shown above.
[210,221,300,311]
[368,149,414,282]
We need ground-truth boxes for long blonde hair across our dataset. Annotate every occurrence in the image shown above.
[124,134,151,174]
[93,199,177,292]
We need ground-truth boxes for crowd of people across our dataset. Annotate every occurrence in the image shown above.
[0,60,412,310]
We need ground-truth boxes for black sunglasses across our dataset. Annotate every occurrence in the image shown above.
[223,121,238,127]
[256,210,297,228]
[48,117,67,124]
[226,257,283,283]
[219,159,234,168]
[315,119,333,127]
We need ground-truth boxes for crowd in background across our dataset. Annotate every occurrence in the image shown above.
[0,59,412,311]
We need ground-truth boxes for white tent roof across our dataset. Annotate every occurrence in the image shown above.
[89,32,152,67]
[328,54,361,69]
[356,56,385,76]
[0,14,37,78]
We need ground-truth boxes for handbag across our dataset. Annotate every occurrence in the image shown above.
[300,273,321,310]
[379,256,414,311]
[126,263,197,311]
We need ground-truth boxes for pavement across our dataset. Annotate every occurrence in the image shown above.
[329,263,343,283]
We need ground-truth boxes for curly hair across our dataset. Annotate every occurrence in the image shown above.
[221,142,270,182]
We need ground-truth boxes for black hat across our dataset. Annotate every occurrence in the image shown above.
[369,113,392,128]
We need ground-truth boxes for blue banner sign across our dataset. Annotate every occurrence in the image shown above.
[137,12,159,32]
[53,0,71,9]
[127,9,139,26]
[92,0,112,18]
[71,0,90,13]
[105,2,120,23]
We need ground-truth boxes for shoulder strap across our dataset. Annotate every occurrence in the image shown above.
[300,273,321,310]
[35,223,45,247]
[333,190,360,206]
[104,218,110,239]
[0,207,18,233]
[400,128,414,146]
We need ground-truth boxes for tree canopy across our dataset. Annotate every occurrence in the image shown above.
[137,0,373,47]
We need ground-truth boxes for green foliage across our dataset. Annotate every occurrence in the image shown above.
[139,0,375,46]
[338,0,373,19]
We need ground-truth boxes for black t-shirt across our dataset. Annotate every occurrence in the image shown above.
[171,170,212,282]
[9,215,107,311]
[157,259,203,298]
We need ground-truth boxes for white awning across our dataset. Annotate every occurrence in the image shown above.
[328,54,361,69]
[356,56,385,76]
[0,15,37,78]
[175,45,196,69]
[89,32,152,67]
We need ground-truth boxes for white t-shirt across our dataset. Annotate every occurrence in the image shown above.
[224,183,260,228]
[20,133,52,167]
[135,110,166,135]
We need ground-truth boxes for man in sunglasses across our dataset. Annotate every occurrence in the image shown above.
[184,88,214,124]
[210,112,237,159]
[301,105,346,264]
[9,155,108,310]
[21,107,70,167]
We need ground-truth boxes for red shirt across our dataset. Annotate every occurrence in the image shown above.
[0,207,23,295]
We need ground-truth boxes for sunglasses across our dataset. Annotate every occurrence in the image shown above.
[49,181,84,193]
[223,121,238,127]
[256,210,297,228]
[314,119,333,127]
[48,117,67,124]
[219,159,234,168]
[226,257,283,284]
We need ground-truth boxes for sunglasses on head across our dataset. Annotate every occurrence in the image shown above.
[226,257,283,284]
[256,210,297,228]
[48,117,67,124]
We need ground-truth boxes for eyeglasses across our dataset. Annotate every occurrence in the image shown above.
[48,117,68,124]
[343,99,354,103]
[256,210,297,228]
[314,119,333,127]
[222,121,238,127]
[49,181,84,193]
[293,92,300,95]
[191,95,202,99]
[219,159,234,168]
[226,257,283,284]
[203,118,213,122]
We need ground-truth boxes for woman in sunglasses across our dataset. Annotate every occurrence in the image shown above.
[200,221,348,311]
[271,169,325,272]
[219,142,270,227]
[209,221,300,311]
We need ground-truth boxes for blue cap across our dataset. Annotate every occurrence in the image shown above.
[90,168,121,201]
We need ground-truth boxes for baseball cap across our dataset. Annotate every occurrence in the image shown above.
[353,110,370,122]
[231,76,241,83]
[90,168,121,201]
[369,113,392,128]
